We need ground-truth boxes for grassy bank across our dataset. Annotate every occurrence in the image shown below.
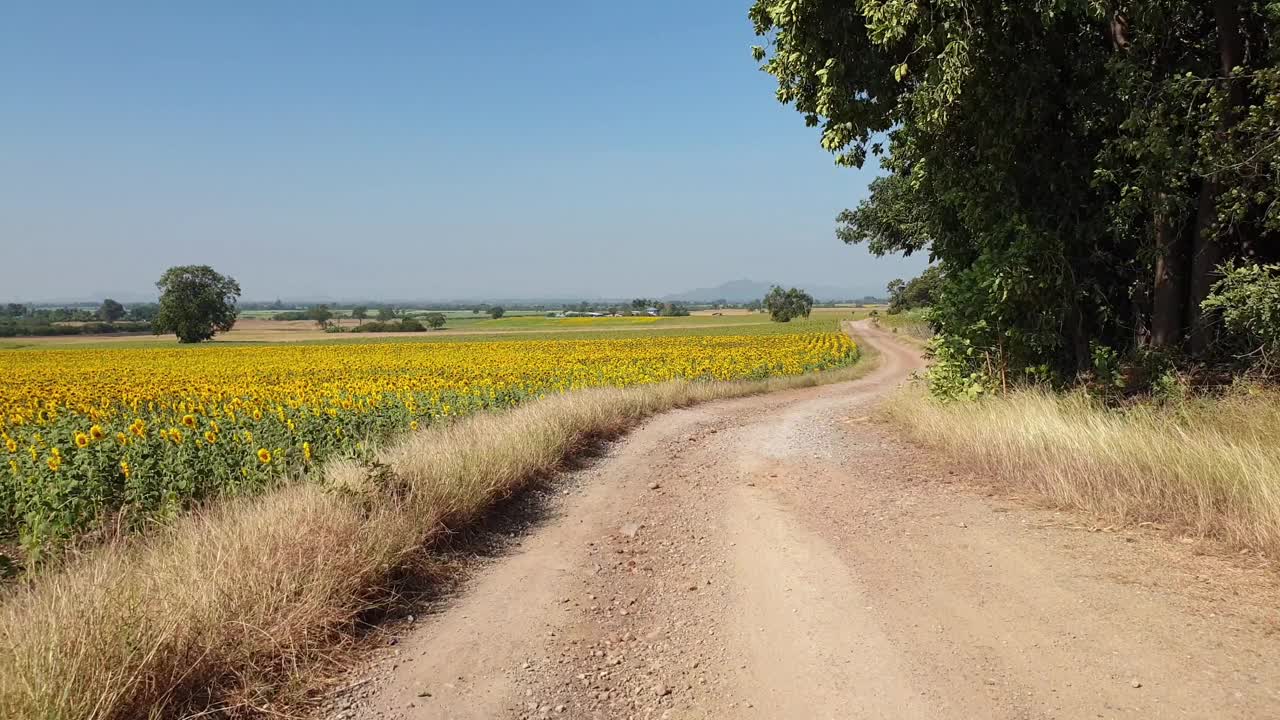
[0,347,870,720]
[884,386,1280,557]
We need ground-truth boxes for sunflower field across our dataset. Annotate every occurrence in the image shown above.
[0,329,856,558]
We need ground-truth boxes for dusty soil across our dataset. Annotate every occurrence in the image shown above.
[323,323,1280,720]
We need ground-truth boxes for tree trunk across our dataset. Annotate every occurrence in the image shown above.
[1151,212,1189,349]
[1188,0,1246,356]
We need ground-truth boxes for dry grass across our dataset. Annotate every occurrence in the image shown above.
[0,353,873,720]
[884,386,1280,557]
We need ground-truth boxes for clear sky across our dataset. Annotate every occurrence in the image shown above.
[1,1,927,302]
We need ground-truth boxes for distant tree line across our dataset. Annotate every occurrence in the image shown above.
[0,299,157,337]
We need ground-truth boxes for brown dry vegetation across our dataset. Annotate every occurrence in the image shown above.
[884,386,1280,559]
[0,347,873,720]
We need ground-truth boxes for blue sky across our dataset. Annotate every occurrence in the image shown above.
[1,1,926,302]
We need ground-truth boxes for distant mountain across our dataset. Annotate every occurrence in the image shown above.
[662,279,882,303]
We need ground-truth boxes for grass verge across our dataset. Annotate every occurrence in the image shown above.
[883,386,1280,558]
[0,345,873,720]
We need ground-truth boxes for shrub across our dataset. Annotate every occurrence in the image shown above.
[1202,262,1280,372]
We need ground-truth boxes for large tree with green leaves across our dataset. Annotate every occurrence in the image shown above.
[152,265,241,343]
[751,0,1279,394]
[763,286,814,322]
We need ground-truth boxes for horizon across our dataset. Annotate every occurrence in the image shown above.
[1,2,927,303]
[5,278,891,307]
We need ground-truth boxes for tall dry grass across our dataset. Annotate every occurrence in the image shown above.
[0,357,872,720]
[884,386,1280,556]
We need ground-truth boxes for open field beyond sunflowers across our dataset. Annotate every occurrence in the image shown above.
[0,321,856,561]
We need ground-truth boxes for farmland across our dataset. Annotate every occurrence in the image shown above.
[0,317,856,561]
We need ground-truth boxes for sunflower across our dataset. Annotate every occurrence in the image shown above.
[204,430,218,444]
[115,432,129,446]
[410,420,419,431]
[119,460,131,479]
[89,424,106,441]
[169,429,183,445]
[74,432,90,449]
[181,414,197,428]
[47,454,61,472]
[257,448,272,464]
[4,437,16,454]
[302,442,313,462]
[129,419,146,438]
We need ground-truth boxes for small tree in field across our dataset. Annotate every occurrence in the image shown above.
[350,306,368,325]
[424,312,447,329]
[763,286,814,323]
[306,305,334,330]
[98,298,126,323]
[489,306,506,319]
[153,266,241,343]
[376,306,397,321]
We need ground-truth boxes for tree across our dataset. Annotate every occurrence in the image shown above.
[306,305,334,330]
[763,286,814,323]
[152,265,241,343]
[423,312,447,329]
[376,306,397,321]
[3,303,27,318]
[751,0,1280,392]
[97,299,126,323]
[489,306,506,319]
[127,303,159,322]
[350,306,368,325]
[887,267,943,314]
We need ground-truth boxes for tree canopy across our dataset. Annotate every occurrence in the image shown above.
[764,286,814,322]
[887,266,942,315]
[152,265,241,343]
[751,0,1279,393]
[97,298,125,323]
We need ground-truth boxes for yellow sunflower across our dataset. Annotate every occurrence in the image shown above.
[257,448,272,464]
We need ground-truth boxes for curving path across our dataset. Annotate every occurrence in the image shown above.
[330,322,1280,720]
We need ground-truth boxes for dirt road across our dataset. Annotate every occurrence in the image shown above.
[332,323,1279,720]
